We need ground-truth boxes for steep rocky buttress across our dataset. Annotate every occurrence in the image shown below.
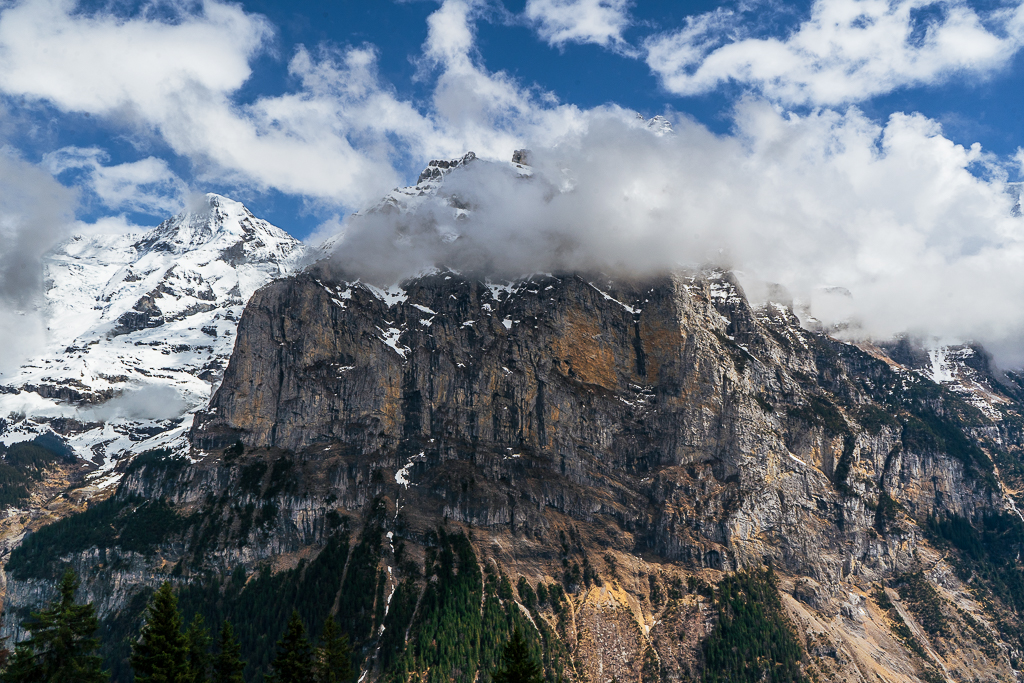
[6,265,1024,683]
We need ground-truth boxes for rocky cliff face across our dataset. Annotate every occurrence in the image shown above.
[7,253,1024,682]
[193,267,999,579]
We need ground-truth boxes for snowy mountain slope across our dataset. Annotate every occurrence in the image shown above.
[0,194,308,483]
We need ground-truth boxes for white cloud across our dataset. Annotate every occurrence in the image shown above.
[4,0,1024,370]
[421,0,588,161]
[329,101,1024,366]
[525,0,633,49]
[0,0,429,209]
[0,0,268,117]
[81,385,187,421]
[0,148,76,376]
[0,0,588,212]
[646,0,1024,106]
[44,147,188,215]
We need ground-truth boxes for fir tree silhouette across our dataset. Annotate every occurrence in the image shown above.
[268,611,314,683]
[185,613,212,683]
[492,627,543,683]
[131,581,190,683]
[4,567,107,683]
[314,616,353,683]
[211,622,245,683]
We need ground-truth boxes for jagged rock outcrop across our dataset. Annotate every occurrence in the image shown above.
[190,268,998,580]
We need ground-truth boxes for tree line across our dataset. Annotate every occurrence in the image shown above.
[0,568,545,683]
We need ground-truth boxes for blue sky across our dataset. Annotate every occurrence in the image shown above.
[7,0,1024,363]
[3,0,1024,239]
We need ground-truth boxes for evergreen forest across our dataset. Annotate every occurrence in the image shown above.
[0,520,812,683]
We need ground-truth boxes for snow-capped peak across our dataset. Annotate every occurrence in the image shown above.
[136,193,301,264]
[0,195,309,485]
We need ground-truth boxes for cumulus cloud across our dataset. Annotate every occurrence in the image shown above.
[327,102,1024,366]
[420,0,588,162]
[0,0,422,208]
[525,0,633,49]
[645,0,1024,106]
[0,0,587,211]
[0,149,76,376]
[0,0,268,115]
[44,147,188,215]
[3,0,1024,373]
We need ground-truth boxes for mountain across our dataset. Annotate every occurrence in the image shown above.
[0,193,308,486]
[6,160,1024,683]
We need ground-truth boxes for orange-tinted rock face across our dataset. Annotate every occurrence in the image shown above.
[191,267,997,579]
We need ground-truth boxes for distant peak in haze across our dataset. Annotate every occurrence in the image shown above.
[416,152,478,186]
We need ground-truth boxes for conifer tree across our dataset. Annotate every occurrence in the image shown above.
[131,582,189,683]
[314,616,353,683]
[211,622,244,683]
[185,613,212,683]
[268,611,314,683]
[4,568,107,683]
[492,627,543,683]
[2,646,36,683]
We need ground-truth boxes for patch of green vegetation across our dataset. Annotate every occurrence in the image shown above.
[874,491,900,534]
[832,438,857,496]
[336,499,387,644]
[713,331,751,374]
[927,512,1024,647]
[787,395,858,494]
[177,531,351,682]
[239,461,268,496]
[894,572,951,639]
[236,501,256,546]
[856,404,899,434]
[702,567,807,683]
[873,587,930,660]
[900,412,990,475]
[408,528,485,682]
[264,457,297,499]
[517,576,536,608]
[7,494,188,579]
[875,375,996,484]
[0,438,74,508]
[377,576,419,673]
[382,528,555,683]
[123,449,188,477]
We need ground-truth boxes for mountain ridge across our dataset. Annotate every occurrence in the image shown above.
[2,159,1024,683]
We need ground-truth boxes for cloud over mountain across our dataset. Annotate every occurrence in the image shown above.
[330,102,1024,365]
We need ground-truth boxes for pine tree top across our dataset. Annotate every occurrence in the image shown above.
[492,627,544,683]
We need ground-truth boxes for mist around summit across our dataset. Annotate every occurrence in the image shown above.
[327,103,1024,367]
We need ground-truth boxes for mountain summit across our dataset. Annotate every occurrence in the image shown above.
[0,194,307,482]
